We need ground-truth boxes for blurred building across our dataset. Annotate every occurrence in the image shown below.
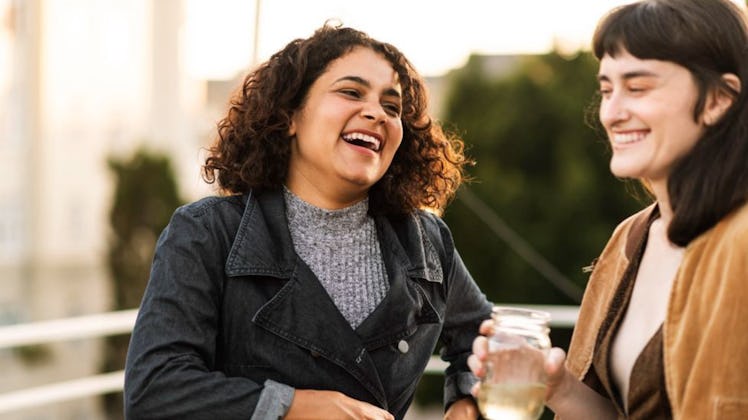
[0,1,523,418]
[0,0,222,418]
[425,54,521,119]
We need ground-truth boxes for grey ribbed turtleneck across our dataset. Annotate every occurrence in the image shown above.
[283,188,389,329]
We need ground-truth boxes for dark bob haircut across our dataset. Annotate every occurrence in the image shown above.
[592,0,748,246]
[202,22,471,215]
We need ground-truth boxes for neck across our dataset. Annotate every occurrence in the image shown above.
[285,173,367,210]
[649,178,674,227]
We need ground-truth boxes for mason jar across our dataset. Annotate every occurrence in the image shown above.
[477,306,552,420]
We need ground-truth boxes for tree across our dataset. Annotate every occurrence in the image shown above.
[102,148,184,419]
[441,51,643,306]
[414,51,646,416]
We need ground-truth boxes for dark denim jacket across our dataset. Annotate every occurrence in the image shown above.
[124,189,492,419]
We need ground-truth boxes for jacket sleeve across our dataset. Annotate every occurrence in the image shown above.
[421,213,494,409]
[124,203,278,419]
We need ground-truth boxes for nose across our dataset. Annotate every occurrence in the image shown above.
[599,93,629,128]
[361,100,387,124]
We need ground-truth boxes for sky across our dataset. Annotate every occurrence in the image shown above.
[185,0,747,80]
[185,0,642,79]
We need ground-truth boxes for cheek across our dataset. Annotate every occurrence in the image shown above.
[666,103,703,139]
[598,100,609,126]
[389,121,404,147]
[388,136,404,158]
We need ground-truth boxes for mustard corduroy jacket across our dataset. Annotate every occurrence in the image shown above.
[566,202,748,419]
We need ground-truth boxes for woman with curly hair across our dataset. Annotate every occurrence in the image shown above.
[124,22,492,420]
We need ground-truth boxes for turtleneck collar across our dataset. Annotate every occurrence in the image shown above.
[282,186,370,234]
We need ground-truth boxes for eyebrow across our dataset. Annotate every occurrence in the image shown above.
[597,70,659,83]
[334,75,401,98]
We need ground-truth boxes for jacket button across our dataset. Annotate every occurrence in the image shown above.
[310,350,321,358]
[397,340,409,354]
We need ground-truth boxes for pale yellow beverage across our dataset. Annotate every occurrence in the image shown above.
[477,382,546,420]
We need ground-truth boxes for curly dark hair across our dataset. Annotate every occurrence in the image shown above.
[202,22,471,215]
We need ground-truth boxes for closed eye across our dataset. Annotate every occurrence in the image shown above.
[339,88,362,98]
[383,102,401,117]
[627,86,647,94]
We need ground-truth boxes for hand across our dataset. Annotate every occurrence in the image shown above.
[542,347,618,419]
[466,319,568,401]
[466,318,492,396]
[444,397,479,419]
[286,389,394,420]
[543,347,568,403]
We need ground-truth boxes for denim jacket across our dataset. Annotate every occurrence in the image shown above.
[124,189,492,419]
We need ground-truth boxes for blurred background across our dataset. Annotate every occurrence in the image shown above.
[1,0,744,419]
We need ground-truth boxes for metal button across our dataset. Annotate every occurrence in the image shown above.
[397,340,409,354]
[310,350,321,358]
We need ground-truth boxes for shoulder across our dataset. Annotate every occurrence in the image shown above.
[589,204,655,272]
[415,209,452,240]
[413,209,456,254]
[685,201,748,264]
[160,194,246,246]
[709,200,748,245]
[174,194,245,220]
[609,204,654,248]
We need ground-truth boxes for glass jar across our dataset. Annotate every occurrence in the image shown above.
[477,306,552,420]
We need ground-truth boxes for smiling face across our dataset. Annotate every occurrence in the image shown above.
[286,46,403,209]
[598,50,707,190]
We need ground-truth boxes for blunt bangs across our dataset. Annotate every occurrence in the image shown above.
[593,2,687,62]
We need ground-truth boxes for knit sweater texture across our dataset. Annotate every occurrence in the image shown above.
[283,188,389,328]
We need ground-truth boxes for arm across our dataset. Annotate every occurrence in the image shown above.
[287,391,394,420]
[424,214,493,413]
[124,206,266,419]
[544,348,618,419]
[439,248,493,409]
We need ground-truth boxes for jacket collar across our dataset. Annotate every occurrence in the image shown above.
[224,189,298,278]
[224,188,441,284]
[624,203,659,260]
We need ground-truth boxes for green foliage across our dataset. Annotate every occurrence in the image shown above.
[441,52,644,306]
[102,147,184,419]
[415,50,646,412]
[107,148,184,310]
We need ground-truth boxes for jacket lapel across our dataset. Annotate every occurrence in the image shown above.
[252,260,388,406]
[224,190,388,405]
[355,214,442,348]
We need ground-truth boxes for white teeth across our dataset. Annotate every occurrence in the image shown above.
[612,132,645,144]
[342,132,381,151]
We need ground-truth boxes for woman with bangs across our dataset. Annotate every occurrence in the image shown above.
[469,1,748,418]
[124,22,492,420]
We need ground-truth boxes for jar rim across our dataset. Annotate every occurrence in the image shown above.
[491,306,551,322]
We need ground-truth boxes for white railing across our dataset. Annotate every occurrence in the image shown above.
[0,305,578,414]
[0,309,138,415]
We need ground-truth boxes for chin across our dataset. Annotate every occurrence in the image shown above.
[344,172,382,187]
[609,162,642,179]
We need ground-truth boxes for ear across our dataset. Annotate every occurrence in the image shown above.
[703,73,741,126]
[288,114,297,137]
